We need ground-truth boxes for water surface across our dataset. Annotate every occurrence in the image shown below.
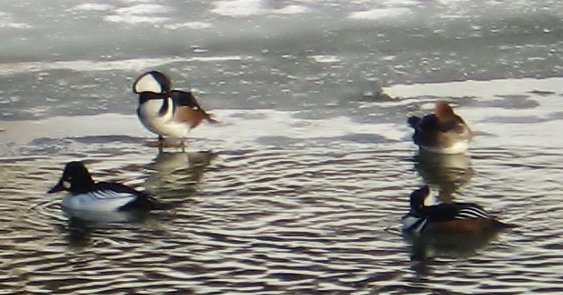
[2,0,563,294]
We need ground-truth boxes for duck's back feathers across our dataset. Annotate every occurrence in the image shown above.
[171,90,218,124]
[95,182,157,211]
[423,202,489,222]
[416,113,469,134]
[94,182,145,196]
[171,90,199,107]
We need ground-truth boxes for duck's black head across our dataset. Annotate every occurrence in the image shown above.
[48,161,95,194]
[409,185,432,213]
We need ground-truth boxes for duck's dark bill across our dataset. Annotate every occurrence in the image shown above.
[47,181,65,194]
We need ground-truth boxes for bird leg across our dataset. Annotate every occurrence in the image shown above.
[143,136,186,150]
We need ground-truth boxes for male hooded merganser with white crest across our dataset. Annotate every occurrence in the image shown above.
[408,100,472,154]
[133,71,217,149]
[48,161,156,212]
[402,185,510,234]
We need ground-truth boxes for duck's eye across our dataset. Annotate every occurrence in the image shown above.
[62,181,71,189]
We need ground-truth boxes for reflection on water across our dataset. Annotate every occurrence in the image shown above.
[57,212,145,248]
[57,210,174,249]
[414,150,474,202]
[404,228,504,263]
[145,150,218,198]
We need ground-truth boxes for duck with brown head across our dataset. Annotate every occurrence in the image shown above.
[408,100,472,154]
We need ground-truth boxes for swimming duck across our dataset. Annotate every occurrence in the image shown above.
[133,71,217,148]
[408,100,472,154]
[48,161,156,211]
[402,185,509,234]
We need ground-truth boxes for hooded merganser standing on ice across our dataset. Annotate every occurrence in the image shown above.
[408,101,472,154]
[48,161,156,212]
[402,185,509,234]
[133,71,217,149]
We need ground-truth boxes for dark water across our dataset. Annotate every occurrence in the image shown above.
[2,0,563,294]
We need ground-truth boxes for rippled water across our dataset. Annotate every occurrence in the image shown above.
[3,81,563,293]
[2,0,563,294]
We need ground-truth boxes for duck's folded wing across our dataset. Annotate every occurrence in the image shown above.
[171,90,218,123]
[417,114,458,132]
[426,203,489,222]
[95,182,147,198]
[453,203,490,219]
[93,182,156,210]
[171,90,199,106]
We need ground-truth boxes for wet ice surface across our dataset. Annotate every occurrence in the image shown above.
[2,0,563,294]
[1,0,563,120]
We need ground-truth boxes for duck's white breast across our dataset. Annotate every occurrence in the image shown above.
[137,99,190,137]
[402,215,427,233]
[62,191,136,211]
[63,208,138,223]
[421,140,470,154]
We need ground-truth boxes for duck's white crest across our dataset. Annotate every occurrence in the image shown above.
[134,72,164,93]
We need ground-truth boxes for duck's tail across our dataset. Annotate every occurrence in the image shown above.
[493,219,517,229]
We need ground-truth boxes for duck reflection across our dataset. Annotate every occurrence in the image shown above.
[145,150,218,198]
[404,229,503,262]
[414,150,474,202]
[59,208,155,248]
